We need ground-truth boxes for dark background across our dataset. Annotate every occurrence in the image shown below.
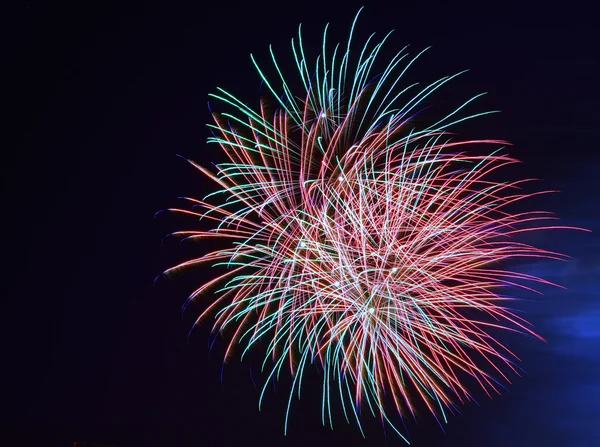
[5,1,599,446]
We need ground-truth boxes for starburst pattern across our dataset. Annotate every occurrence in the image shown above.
[161,9,575,441]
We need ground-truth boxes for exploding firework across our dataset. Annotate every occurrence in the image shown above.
[161,9,575,442]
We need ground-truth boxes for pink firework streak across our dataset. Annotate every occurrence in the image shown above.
[160,9,584,442]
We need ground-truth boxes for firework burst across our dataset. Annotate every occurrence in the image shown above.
[161,9,576,441]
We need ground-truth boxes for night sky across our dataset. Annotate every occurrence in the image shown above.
[5,1,599,446]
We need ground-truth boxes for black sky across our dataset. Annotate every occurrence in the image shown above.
[5,1,599,446]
